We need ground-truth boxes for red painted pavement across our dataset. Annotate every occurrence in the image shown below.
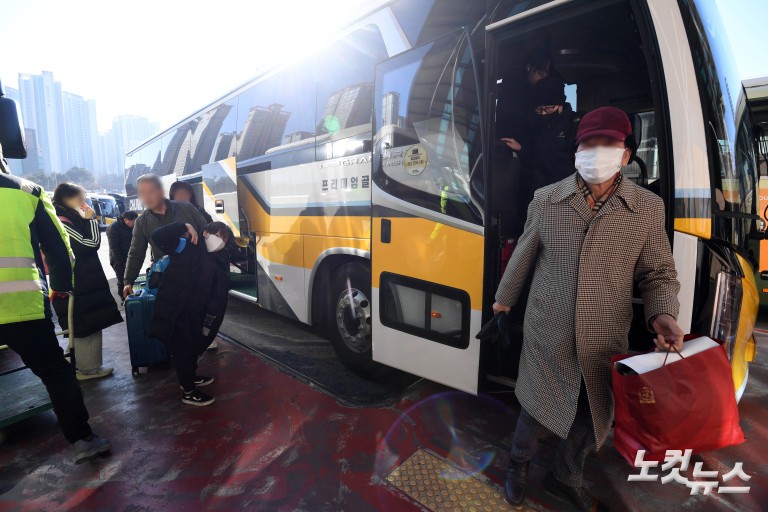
[1,319,766,511]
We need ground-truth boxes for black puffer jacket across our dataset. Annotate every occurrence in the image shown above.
[53,206,123,337]
[106,214,133,277]
[147,222,229,353]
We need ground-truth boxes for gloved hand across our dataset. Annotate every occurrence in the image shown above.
[49,291,71,302]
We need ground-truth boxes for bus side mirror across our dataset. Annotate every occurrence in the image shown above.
[0,89,27,159]
[215,199,224,214]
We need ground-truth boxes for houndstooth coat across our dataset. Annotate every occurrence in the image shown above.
[495,174,680,449]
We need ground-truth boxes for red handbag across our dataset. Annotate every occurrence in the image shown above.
[611,335,745,464]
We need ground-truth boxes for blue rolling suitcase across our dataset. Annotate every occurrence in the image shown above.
[125,293,169,376]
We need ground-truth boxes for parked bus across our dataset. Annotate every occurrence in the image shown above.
[87,193,119,229]
[125,0,761,397]
[745,77,768,308]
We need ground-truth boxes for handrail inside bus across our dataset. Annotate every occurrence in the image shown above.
[485,0,575,32]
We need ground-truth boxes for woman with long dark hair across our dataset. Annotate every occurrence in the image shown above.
[52,182,123,380]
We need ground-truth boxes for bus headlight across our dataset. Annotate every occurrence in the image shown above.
[710,271,743,360]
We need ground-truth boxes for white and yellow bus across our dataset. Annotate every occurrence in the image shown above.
[745,76,768,307]
[125,0,761,397]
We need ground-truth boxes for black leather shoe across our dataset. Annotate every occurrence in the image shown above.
[543,472,606,511]
[504,460,529,505]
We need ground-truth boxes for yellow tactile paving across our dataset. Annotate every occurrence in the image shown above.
[385,449,536,512]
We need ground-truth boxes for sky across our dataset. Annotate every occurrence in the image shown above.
[0,0,370,132]
[0,0,765,134]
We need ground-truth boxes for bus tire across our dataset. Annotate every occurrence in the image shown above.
[326,261,377,374]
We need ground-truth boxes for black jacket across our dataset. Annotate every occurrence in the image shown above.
[106,215,133,278]
[197,206,213,224]
[124,200,208,286]
[53,206,123,337]
[147,222,229,353]
[518,104,578,208]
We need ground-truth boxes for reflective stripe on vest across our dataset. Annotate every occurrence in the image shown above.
[0,280,43,293]
[0,257,36,269]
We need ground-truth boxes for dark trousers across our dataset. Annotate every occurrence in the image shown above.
[0,318,92,443]
[168,310,202,392]
[510,382,596,488]
[111,264,124,299]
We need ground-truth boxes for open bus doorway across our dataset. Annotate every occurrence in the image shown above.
[483,0,672,386]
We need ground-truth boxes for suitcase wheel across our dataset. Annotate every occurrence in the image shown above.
[132,367,139,377]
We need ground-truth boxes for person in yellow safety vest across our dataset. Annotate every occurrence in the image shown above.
[0,150,111,464]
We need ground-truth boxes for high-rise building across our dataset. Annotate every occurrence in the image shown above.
[18,71,67,173]
[237,104,291,160]
[284,131,314,144]
[97,130,121,175]
[109,115,158,173]
[320,83,374,134]
[63,92,97,171]
[382,91,400,127]
[3,85,20,104]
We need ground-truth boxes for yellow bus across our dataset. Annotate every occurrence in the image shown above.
[745,77,768,307]
[125,0,761,397]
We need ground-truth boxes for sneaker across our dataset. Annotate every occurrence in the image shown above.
[76,367,114,381]
[504,460,529,505]
[178,376,214,390]
[543,472,605,511]
[207,339,218,351]
[73,434,111,464]
[181,389,215,406]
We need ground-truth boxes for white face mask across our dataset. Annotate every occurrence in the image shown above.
[574,147,626,184]
[205,234,226,253]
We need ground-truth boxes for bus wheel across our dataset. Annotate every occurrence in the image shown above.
[327,261,375,373]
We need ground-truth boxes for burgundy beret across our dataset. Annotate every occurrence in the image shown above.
[576,106,632,145]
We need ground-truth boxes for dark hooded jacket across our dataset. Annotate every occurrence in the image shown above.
[147,222,229,353]
[106,213,133,277]
[53,205,123,337]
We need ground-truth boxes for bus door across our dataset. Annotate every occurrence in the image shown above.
[371,29,486,394]
[202,157,258,300]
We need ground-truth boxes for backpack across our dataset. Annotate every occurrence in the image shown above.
[142,256,170,297]
[141,237,188,296]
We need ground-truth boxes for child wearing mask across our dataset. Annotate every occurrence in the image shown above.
[147,221,233,406]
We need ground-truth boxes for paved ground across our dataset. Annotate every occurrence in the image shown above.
[0,245,766,511]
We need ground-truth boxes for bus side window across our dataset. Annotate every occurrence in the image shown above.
[314,24,388,161]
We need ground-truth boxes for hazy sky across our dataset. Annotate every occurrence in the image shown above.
[0,0,765,133]
[0,0,369,132]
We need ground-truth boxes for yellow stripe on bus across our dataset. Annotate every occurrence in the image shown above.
[237,182,370,239]
[674,217,711,239]
[372,217,484,309]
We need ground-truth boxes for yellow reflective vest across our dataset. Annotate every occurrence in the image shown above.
[0,173,74,325]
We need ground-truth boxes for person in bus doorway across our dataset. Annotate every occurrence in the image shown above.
[122,174,208,299]
[147,221,233,406]
[493,107,683,511]
[52,183,123,380]
[169,180,213,224]
[0,169,111,464]
[106,210,138,299]
[501,76,577,212]
[496,46,564,152]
